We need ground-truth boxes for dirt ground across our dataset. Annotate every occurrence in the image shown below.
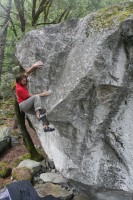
[0,118,42,189]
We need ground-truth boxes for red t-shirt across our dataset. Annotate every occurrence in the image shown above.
[16,83,30,103]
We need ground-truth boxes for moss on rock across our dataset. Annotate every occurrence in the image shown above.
[12,153,31,167]
[0,162,11,178]
[12,167,32,181]
[86,2,133,36]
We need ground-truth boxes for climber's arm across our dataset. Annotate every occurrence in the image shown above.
[26,61,43,75]
[28,91,51,98]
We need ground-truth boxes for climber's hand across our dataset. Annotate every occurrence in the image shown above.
[41,90,51,96]
[33,61,43,69]
[26,61,44,75]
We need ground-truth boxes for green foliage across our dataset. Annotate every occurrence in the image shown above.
[3,29,18,71]
[0,73,14,99]
[0,65,19,99]
[86,0,128,12]
[0,98,15,125]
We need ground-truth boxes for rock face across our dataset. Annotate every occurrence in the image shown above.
[16,4,133,191]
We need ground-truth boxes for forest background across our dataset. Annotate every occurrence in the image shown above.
[0,0,129,101]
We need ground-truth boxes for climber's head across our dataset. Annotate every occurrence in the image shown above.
[16,73,28,86]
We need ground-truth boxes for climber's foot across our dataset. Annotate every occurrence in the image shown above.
[44,127,55,132]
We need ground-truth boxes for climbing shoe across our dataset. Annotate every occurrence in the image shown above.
[44,127,55,132]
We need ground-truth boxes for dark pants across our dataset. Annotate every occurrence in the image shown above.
[6,180,61,200]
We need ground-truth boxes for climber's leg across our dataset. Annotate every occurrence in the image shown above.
[19,95,42,116]
[19,95,55,132]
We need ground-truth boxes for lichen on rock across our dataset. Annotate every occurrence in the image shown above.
[86,2,133,36]
[12,167,32,181]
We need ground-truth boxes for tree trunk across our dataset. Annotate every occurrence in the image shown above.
[14,0,26,32]
[0,0,12,81]
[14,97,43,161]
[32,0,47,26]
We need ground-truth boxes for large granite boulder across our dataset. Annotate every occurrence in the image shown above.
[16,3,133,191]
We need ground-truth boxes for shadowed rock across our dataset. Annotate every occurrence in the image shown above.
[0,126,11,155]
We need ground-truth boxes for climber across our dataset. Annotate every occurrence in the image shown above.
[15,61,55,132]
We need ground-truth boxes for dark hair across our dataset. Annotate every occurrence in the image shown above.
[16,73,28,83]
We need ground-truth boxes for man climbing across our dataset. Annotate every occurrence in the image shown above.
[15,61,55,132]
